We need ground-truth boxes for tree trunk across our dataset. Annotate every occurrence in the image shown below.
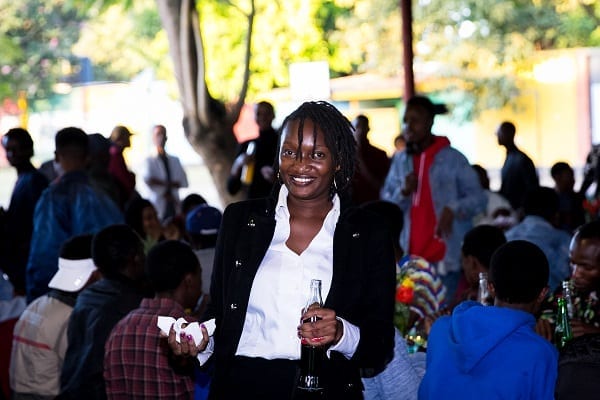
[156,0,253,206]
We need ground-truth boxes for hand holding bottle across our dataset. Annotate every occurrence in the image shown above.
[298,305,343,347]
[570,319,600,338]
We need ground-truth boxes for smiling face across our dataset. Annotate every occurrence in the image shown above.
[570,235,600,293]
[279,119,336,204]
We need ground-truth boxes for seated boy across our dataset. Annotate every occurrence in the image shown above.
[419,240,558,400]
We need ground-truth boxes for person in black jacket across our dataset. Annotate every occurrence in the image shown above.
[171,101,396,400]
[227,101,279,199]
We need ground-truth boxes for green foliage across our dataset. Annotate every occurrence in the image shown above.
[410,0,600,118]
[0,0,85,104]
[3,0,600,119]
[72,0,170,84]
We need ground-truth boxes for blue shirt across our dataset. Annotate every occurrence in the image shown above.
[26,170,123,302]
[419,301,558,400]
[505,215,572,291]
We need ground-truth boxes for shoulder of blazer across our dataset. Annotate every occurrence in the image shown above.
[223,197,277,221]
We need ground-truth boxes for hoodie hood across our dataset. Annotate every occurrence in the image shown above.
[447,301,536,373]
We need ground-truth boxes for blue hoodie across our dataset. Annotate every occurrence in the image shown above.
[419,301,558,400]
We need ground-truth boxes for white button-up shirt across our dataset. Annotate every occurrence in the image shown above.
[235,186,359,360]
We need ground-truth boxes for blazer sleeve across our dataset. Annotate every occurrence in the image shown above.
[330,209,396,375]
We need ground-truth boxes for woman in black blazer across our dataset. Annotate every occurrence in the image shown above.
[172,101,396,400]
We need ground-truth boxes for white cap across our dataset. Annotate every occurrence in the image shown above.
[48,258,97,292]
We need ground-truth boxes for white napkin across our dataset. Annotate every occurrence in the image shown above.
[157,316,216,346]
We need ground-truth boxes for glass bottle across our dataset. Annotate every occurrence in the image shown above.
[555,296,573,349]
[477,272,490,306]
[296,279,325,397]
[562,280,574,319]
[240,141,256,185]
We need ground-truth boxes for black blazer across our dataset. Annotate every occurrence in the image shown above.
[206,193,396,398]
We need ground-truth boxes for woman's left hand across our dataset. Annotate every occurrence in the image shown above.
[297,305,343,348]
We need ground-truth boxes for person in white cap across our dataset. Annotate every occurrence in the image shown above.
[10,234,99,400]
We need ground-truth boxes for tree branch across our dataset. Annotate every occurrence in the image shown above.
[232,0,254,119]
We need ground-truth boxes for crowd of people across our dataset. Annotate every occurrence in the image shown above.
[0,96,599,399]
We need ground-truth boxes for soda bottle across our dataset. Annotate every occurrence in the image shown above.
[555,296,573,349]
[562,280,574,319]
[296,279,325,398]
[477,272,490,305]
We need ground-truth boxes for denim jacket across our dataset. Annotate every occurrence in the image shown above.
[381,145,486,273]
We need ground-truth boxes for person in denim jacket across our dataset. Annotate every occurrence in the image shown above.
[381,96,486,299]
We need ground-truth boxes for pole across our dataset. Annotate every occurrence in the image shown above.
[401,0,415,102]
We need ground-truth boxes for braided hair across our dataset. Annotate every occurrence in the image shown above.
[273,101,356,200]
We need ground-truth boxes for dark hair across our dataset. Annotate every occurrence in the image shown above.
[551,162,572,179]
[256,101,275,115]
[523,186,559,220]
[462,225,507,269]
[181,193,207,216]
[92,224,143,279]
[489,240,549,304]
[471,164,490,190]
[60,234,94,260]
[145,240,199,293]
[406,96,448,119]
[499,121,516,138]
[575,220,600,242]
[55,127,89,159]
[125,197,156,239]
[360,200,403,245]
[274,101,356,200]
[4,127,34,154]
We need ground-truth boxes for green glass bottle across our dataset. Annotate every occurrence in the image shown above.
[555,296,573,349]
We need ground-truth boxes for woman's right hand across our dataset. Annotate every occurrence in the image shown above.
[167,322,210,357]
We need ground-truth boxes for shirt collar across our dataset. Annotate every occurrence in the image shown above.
[275,185,341,222]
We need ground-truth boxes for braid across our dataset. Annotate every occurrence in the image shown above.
[274,101,356,200]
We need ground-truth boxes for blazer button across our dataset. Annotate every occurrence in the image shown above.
[235,260,242,268]
[230,303,238,310]
[247,218,256,227]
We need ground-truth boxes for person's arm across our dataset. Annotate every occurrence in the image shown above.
[445,152,487,221]
[172,157,189,188]
[381,152,412,211]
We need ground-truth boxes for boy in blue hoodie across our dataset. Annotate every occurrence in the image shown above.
[419,240,558,400]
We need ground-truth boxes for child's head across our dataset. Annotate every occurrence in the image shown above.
[55,127,89,169]
[185,204,222,249]
[489,240,549,305]
[570,220,600,293]
[550,161,575,193]
[92,224,145,281]
[125,197,161,240]
[461,225,506,288]
[146,240,202,309]
[49,234,98,293]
